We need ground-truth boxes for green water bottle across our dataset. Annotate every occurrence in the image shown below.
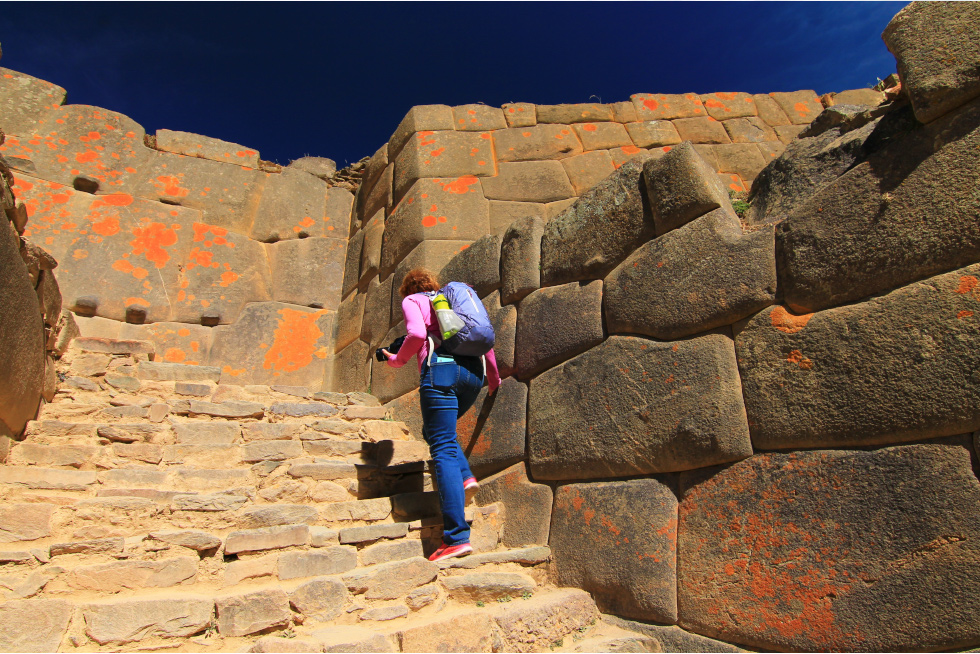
[432,294,464,341]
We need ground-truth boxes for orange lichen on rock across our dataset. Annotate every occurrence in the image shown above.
[130,222,178,268]
[262,308,328,372]
[770,306,813,334]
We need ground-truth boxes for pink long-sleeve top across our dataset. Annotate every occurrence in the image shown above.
[386,293,501,392]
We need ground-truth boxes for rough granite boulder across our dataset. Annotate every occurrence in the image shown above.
[456,377,528,477]
[882,1,980,124]
[540,154,654,286]
[500,215,544,305]
[552,479,677,623]
[643,142,733,236]
[776,97,980,313]
[605,208,776,340]
[736,264,980,449]
[529,334,752,479]
[678,439,980,652]
[438,233,501,298]
[515,280,604,380]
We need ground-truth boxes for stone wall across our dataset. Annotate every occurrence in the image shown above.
[361,2,976,650]
[0,70,354,391]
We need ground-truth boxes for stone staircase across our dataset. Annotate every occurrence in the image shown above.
[0,337,652,653]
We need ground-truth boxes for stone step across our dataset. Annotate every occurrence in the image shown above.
[1,578,588,652]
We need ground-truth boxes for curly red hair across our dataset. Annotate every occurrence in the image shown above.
[399,268,440,298]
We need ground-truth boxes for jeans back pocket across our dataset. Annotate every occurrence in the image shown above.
[428,360,459,389]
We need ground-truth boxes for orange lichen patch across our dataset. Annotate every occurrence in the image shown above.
[153,175,190,198]
[794,102,811,116]
[417,131,435,146]
[786,350,813,370]
[770,306,813,334]
[187,247,217,269]
[91,193,133,208]
[163,348,186,363]
[438,175,479,194]
[421,215,438,228]
[75,151,100,164]
[582,123,598,132]
[124,297,150,307]
[958,310,974,319]
[219,271,239,287]
[715,92,738,101]
[190,341,200,352]
[177,328,191,337]
[430,147,445,157]
[130,222,178,268]
[955,275,978,297]
[235,150,257,158]
[262,308,328,373]
[299,216,315,227]
[643,98,659,111]
[91,215,120,236]
[222,364,246,377]
[73,249,88,260]
[621,145,641,155]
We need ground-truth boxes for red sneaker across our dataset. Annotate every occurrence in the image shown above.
[428,542,473,562]
[463,477,479,491]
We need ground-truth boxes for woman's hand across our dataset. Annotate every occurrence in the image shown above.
[381,349,393,364]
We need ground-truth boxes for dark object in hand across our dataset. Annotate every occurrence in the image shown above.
[376,336,406,362]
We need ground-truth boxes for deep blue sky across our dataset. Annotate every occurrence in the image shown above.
[1,2,905,168]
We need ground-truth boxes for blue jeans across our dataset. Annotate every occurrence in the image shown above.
[419,352,484,546]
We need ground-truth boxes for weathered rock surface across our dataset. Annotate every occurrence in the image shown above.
[540,154,654,286]
[500,215,543,305]
[515,280,604,380]
[529,334,752,479]
[456,377,528,477]
[216,589,292,637]
[0,598,72,652]
[474,463,552,547]
[883,2,980,124]
[438,233,501,298]
[83,596,213,645]
[736,265,980,449]
[776,97,980,312]
[442,571,535,601]
[288,577,349,621]
[643,141,731,236]
[605,208,775,340]
[552,479,677,623]
[678,440,980,652]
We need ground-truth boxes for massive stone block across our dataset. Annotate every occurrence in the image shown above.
[482,291,516,378]
[456,377,527,477]
[552,479,677,623]
[537,103,616,124]
[252,169,351,242]
[380,177,489,279]
[560,150,615,196]
[0,503,53,543]
[209,302,333,389]
[572,122,632,151]
[515,280,604,380]
[388,105,456,159]
[712,144,769,183]
[500,215,543,306]
[268,237,346,310]
[632,93,706,120]
[700,92,758,120]
[883,2,980,124]
[605,208,776,340]
[475,463,551,547]
[488,200,546,238]
[0,598,72,652]
[155,129,259,168]
[503,102,537,127]
[480,161,575,203]
[334,291,365,353]
[361,275,393,347]
[722,117,776,144]
[326,339,371,394]
[752,94,791,126]
[359,211,384,282]
[642,142,732,236]
[1,104,153,194]
[134,150,262,233]
[372,322,420,404]
[358,162,392,226]
[493,125,584,162]
[625,120,682,148]
[776,97,980,312]
[539,154,654,286]
[736,265,980,449]
[393,131,494,201]
[673,117,732,144]
[453,104,507,131]
[0,217,43,436]
[678,440,980,652]
[0,67,67,135]
[769,90,822,126]
[438,233,501,298]
[342,227,364,299]
[529,334,752,479]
